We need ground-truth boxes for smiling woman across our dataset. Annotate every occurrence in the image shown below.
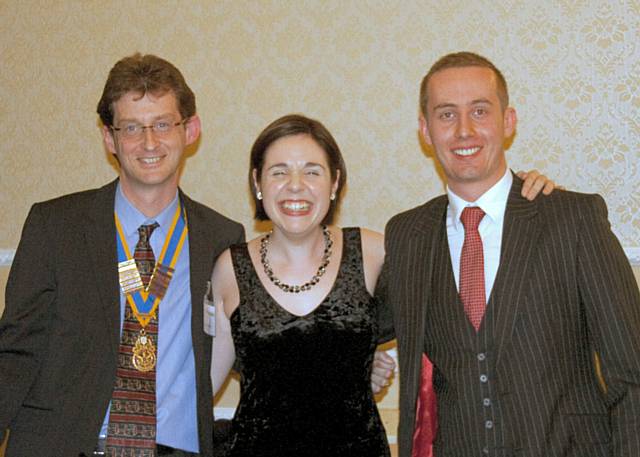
[211,114,392,456]
[253,134,338,242]
[248,114,347,225]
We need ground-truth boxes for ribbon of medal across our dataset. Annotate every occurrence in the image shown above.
[115,202,188,372]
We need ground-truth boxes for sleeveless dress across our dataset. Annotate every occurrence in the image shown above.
[225,227,390,457]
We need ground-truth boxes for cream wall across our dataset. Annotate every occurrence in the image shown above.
[2,0,639,442]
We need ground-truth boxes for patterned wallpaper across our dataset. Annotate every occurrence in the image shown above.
[1,0,639,437]
[1,1,638,260]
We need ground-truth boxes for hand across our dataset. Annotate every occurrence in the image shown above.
[371,350,396,393]
[516,169,558,201]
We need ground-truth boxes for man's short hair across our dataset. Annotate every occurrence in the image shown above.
[97,53,196,126]
[419,51,509,116]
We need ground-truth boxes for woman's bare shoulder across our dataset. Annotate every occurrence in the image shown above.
[359,227,384,259]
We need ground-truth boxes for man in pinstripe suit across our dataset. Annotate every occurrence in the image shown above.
[378,52,640,456]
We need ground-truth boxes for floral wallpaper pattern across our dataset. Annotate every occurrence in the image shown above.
[1,0,639,435]
[1,1,637,261]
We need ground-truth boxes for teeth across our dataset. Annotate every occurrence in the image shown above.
[453,147,480,156]
[140,157,161,164]
[282,201,310,211]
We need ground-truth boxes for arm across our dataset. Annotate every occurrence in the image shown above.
[360,228,396,392]
[211,249,240,396]
[516,169,557,200]
[577,195,640,454]
[212,303,235,396]
[360,228,385,296]
[372,232,396,344]
[0,204,56,431]
[361,229,395,342]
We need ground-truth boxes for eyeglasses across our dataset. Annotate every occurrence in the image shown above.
[111,119,187,139]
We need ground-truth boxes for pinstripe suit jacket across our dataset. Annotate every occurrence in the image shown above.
[0,180,244,457]
[378,176,640,457]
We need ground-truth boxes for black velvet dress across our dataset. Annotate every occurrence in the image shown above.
[225,228,390,456]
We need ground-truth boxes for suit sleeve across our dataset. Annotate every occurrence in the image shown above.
[577,194,640,455]
[0,204,57,432]
[235,224,246,245]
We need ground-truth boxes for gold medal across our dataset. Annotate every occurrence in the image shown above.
[132,329,157,372]
[115,202,188,372]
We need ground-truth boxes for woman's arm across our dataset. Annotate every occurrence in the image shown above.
[516,169,557,200]
[361,228,396,392]
[360,228,385,296]
[211,249,240,397]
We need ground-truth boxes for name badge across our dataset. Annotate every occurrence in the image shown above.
[204,281,216,336]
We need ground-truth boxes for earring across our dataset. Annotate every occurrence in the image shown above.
[330,192,336,201]
[257,191,263,201]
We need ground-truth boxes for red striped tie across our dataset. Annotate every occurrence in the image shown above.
[106,223,159,456]
[459,207,486,331]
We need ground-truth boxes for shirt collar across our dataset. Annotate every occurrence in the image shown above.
[447,169,513,231]
[114,183,180,242]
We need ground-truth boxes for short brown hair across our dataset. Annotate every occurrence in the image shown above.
[249,114,347,225]
[97,53,196,126]
[419,51,509,116]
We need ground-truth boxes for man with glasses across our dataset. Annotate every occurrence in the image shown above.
[0,53,244,456]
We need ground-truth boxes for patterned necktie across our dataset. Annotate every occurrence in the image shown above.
[106,222,159,456]
[135,223,159,287]
[459,207,486,331]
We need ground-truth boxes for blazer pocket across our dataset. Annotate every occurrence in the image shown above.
[11,403,54,431]
[567,414,611,445]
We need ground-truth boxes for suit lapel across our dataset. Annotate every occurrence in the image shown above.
[488,178,543,366]
[394,202,442,443]
[408,199,446,355]
[85,180,121,358]
[424,199,478,352]
[180,191,210,366]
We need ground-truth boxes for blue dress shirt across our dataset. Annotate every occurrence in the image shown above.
[100,184,198,452]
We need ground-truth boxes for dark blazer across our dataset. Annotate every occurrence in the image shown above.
[378,176,640,457]
[0,180,244,457]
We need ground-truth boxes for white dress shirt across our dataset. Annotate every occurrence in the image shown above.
[446,169,512,302]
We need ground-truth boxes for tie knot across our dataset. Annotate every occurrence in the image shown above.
[137,222,159,244]
[460,207,485,231]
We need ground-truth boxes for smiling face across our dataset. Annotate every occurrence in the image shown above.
[254,134,339,237]
[420,66,516,201]
[102,90,200,206]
